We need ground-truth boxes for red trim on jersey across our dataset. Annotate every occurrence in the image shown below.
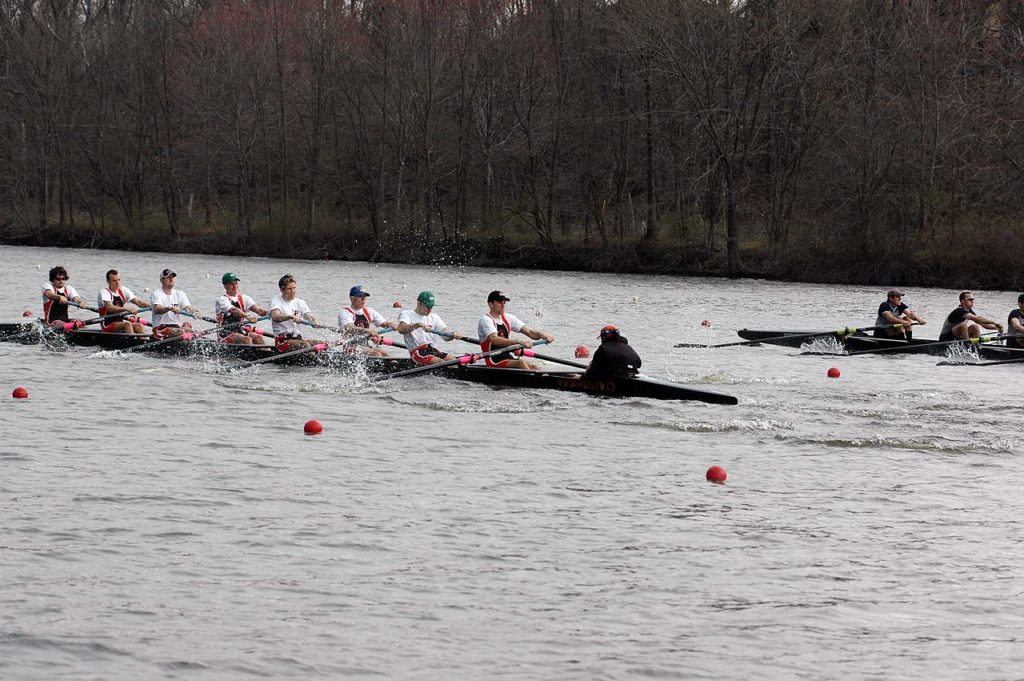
[482,313,517,366]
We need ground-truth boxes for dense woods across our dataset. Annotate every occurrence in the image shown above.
[1,0,1023,287]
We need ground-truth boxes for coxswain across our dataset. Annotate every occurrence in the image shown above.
[874,289,925,339]
[1006,294,1024,349]
[42,265,86,326]
[215,272,269,345]
[938,291,1003,341]
[149,269,198,339]
[396,290,462,365]
[584,325,642,378]
[338,285,393,357]
[97,269,148,334]
[270,274,321,351]
[476,290,554,369]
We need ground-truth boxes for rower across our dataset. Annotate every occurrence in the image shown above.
[396,290,462,365]
[42,266,86,326]
[338,285,393,357]
[584,325,642,379]
[150,268,198,339]
[1007,294,1024,349]
[874,289,925,340]
[938,291,1003,341]
[270,274,321,351]
[97,269,148,334]
[215,272,269,345]
[477,290,553,369]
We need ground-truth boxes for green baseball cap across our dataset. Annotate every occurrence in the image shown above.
[417,290,436,308]
[222,272,240,285]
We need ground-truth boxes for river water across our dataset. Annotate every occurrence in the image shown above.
[0,244,1021,680]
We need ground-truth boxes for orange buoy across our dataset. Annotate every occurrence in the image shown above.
[701,319,711,327]
[22,310,33,317]
[303,419,323,435]
[12,386,29,399]
[827,367,841,378]
[706,465,727,483]
[574,345,590,358]
[392,301,402,308]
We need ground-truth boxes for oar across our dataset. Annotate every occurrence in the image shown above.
[1,311,135,342]
[70,300,152,317]
[846,333,1009,357]
[226,333,374,371]
[253,321,393,346]
[61,310,134,331]
[300,317,396,337]
[445,332,588,370]
[116,318,252,354]
[376,340,547,382]
[674,323,915,349]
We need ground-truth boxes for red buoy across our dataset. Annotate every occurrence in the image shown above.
[392,301,402,308]
[701,319,711,327]
[12,386,29,399]
[22,310,33,317]
[827,367,841,378]
[574,345,590,358]
[706,465,727,484]
[303,419,323,435]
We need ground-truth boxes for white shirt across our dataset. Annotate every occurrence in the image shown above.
[150,288,192,327]
[270,295,311,336]
[41,283,80,305]
[98,285,138,313]
[398,309,448,349]
[338,305,387,329]
[215,293,258,322]
[477,312,526,343]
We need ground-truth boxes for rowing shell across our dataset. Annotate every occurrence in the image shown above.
[4,321,738,403]
[433,367,739,404]
[737,328,1024,361]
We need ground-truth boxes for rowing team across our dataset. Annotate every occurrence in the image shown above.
[39,265,644,375]
[874,289,1023,348]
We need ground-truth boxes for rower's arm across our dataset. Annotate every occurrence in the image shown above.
[270,308,287,322]
[880,310,903,324]
[967,313,1003,331]
[521,325,554,343]
[439,327,462,341]
[906,309,926,324]
[102,299,131,314]
[396,320,419,333]
[250,304,269,316]
[1012,316,1024,334]
[302,311,319,326]
[485,332,526,348]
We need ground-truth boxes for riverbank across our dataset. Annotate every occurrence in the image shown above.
[2,221,1021,292]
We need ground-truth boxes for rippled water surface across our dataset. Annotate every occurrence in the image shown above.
[1,245,1022,679]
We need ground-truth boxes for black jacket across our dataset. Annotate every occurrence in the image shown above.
[584,335,641,378]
